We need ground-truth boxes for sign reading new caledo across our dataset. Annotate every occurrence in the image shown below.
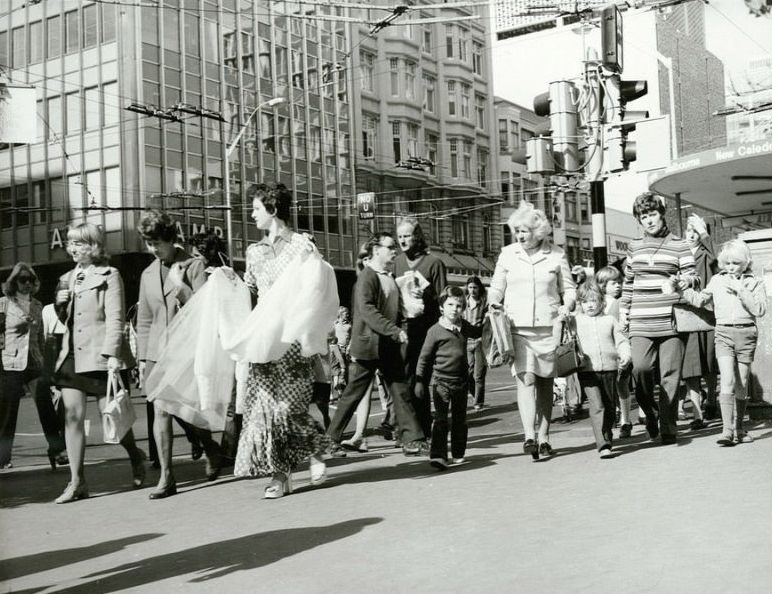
[649,139,772,182]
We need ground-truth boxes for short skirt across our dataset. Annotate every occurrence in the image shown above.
[53,353,109,396]
[511,326,559,379]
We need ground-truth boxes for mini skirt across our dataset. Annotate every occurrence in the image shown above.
[54,353,109,396]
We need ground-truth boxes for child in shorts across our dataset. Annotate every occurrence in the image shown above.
[680,239,767,445]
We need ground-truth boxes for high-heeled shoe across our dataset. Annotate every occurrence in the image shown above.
[309,457,327,486]
[148,479,178,500]
[130,449,147,488]
[341,436,368,452]
[539,442,554,457]
[264,473,292,499]
[55,481,89,504]
[523,439,539,460]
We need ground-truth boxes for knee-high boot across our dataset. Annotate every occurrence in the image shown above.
[717,393,735,446]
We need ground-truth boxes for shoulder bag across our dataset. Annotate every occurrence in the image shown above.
[555,319,584,378]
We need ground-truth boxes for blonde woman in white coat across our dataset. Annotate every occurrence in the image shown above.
[488,202,576,460]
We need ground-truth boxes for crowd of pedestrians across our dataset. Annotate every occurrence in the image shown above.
[0,188,767,503]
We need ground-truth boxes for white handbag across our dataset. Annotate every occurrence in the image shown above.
[102,371,136,444]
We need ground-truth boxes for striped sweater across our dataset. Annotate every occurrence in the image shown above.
[619,230,696,338]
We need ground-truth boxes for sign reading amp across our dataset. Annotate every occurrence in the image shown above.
[50,222,224,250]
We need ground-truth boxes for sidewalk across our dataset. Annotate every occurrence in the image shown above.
[2,367,771,593]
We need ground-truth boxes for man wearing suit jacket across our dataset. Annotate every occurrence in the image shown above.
[327,232,427,456]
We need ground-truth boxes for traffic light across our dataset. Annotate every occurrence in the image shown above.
[602,74,649,173]
[533,81,580,173]
[600,4,623,73]
[511,138,554,175]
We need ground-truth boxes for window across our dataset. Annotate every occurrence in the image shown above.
[472,41,483,75]
[83,4,98,48]
[47,16,62,58]
[184,13,200,56]
[498,118,509,151]
[362,114,377,160]
[406,123,418,158]
[422,74,436,113]
[449,138,458,177]
[66,92,81,135]
[510,121,520,150]
[15,184,29,228]
[103,82,119,126]
[462,140,472,179]
[260,111,275,153]
[391,121,401,163]
[580,195,589,222]
[457,28,468,62]
[422,24,432,54]
[0,32,7,68]
[0,188,11,229]
[163,7,180,52]
[477,149,488,188]
[521,128,533,148]
[29,180,45,224]
[405,60,416,100]
[275,45,287,80]
[47,96,62,139]
[482,215,492,254]
[29,21,43,64]
[12,27,24,68]
[101,3,116,42]
[445,25,453,58]
[310,126,321,162]
[425,131,438,176]
[258,38,271,78]
[65,10,79,53]
[103,167,121,231]
[241,31,254,74]
[291,49,304,88]
[447,80,457,116]
[85,87,100,130]
[359,51,374,92]
[475,94,485,129]
[501,173,510,202]
[428,204,440,244]
[460,83,470,119]
[452,216,468,248]
[389,58,399,96]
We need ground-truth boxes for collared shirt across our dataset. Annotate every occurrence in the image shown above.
[438,317,462,333]
[685,271,767,325]
[254,227,295,259]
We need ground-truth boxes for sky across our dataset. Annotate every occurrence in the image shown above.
[492,0,772,105]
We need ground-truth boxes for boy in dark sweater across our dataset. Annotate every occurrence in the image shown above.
[415,286,481,470]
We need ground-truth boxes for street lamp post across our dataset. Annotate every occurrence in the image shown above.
[223,96,286,260]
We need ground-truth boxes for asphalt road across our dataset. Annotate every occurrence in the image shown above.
[1,366,771,593]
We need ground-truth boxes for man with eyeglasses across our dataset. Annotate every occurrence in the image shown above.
[327,232,428,457]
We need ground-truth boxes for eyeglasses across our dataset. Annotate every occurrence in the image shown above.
[16,276,34,283]
[66,240,87,247]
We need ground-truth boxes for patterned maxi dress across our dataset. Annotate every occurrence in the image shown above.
[234,231,332,477]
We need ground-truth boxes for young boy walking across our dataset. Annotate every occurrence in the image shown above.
[415,286,481,470]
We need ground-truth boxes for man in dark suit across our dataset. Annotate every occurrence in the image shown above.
[327,232,427,456]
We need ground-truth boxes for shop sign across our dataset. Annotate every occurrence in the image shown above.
[50,223,224,251]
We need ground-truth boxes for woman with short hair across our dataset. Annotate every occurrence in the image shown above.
[52,223,145,503]
[0,262,66,470]
[488,201,576,460]
[619,192,697,445]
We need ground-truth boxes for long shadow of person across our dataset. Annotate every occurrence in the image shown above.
[46,518,383,593]
[0,534,164,581]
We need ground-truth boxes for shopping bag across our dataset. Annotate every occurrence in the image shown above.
[102,371,136,444]
[555,319,584,378]
[672,302,715,333]
[482,309,514,368]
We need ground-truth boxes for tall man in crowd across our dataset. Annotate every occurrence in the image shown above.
[394,217,447,438]
[327,232,427,456]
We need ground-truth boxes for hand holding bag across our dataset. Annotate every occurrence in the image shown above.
[555,319,584,378]
[482,309,514,368]
[102,370,136,444]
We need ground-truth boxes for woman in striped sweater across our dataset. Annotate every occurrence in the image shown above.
[619,193,697,445]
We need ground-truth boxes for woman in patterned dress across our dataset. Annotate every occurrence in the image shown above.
[235,183,333,499]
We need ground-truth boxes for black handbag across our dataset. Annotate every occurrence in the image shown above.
[555,319,584,378]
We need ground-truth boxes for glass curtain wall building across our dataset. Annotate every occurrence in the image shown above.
[0,0,356,300]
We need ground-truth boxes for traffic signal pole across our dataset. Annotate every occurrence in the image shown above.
[584,61,608,271]
[590,180,608,270]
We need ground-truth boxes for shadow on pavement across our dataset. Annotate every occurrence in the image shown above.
[0,534,164,581]
[0,457,229,509]
[45,518,383,593]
